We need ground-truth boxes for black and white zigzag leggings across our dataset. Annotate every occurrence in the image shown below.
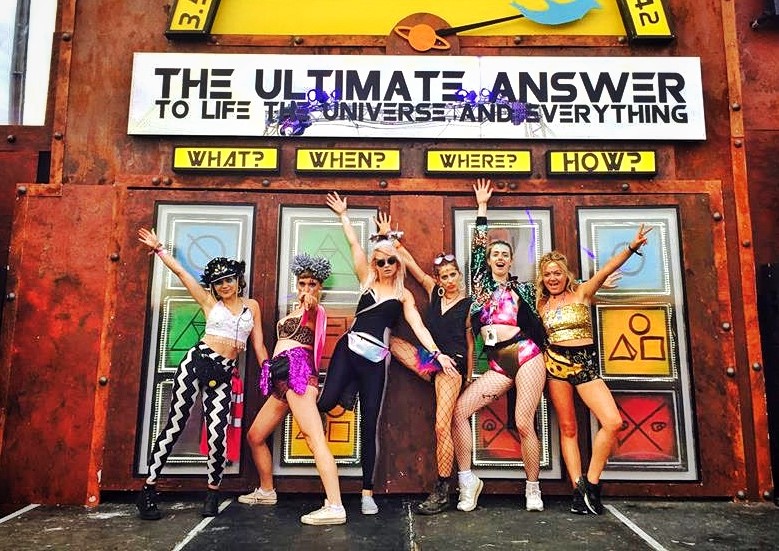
[146,343,235,487]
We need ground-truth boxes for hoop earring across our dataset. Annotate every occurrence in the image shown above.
[437,286,445,297]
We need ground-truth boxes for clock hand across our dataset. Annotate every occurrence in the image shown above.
[435,13,525,37]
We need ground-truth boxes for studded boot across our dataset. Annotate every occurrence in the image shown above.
[136,484,162,520]
[416,479,450,515]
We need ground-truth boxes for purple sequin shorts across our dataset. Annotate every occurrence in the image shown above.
[259,347,319,401]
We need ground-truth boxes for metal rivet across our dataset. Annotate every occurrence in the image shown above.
[6,134,15,143]
[261,179,271,187]
[763,490,772,500]
[621,183,630,191]
[618,36,627,44]
[736,490,746,500]
[62,32,72,42]
[721,322,731,331]
[513,36,522,44]
[378,180,388,188]
[508,182,518,190]
[293,36,304,45]
[734,139,743,147]
[5,292,16,302]
[110,253,120,262]
[752,362,762,372]
[17,186,27,195]
[151,177,161,186]
[726,367,736,377]
[88,495,97,503]
[98,376,109,386]
[494,181,506,190]
[712,212,723,221]
[731,102,741,111]
[163,177,172,186]
[208,35,218,44]
[54,132,63,140]
[742,240,751,247]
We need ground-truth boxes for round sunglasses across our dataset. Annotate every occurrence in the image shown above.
[375,256,398,268]
[433,253,456,265]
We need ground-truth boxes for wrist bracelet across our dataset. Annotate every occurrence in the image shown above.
[627,245,643,257]
[339,213,350,224]
[155,247,166,257]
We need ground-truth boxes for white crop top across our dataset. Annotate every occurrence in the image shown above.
[204,301,254,350]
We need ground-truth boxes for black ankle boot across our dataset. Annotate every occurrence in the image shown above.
[577,476,603,515]
[136,484,162,520]
[416,480,450,515]
[202,489,220,517]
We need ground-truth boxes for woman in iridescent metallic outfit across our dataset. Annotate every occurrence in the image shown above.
[451,178,548,513]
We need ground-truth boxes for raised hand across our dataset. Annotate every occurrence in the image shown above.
[629,224,653,253]
[473,177,493,206]
[375,211,392,235]
[326,191,348,215]
[138,227,161,250]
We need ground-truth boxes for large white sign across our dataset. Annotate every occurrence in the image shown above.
[128,53,706,140]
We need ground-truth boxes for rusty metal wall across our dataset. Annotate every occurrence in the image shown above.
[0,0,775,505]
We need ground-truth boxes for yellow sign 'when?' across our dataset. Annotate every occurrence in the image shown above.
[426,150,532,174]
[173,147,278,171]
[547,150,657,176]
[296,149,400,173]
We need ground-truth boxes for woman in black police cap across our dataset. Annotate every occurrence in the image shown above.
[135,227,268,520]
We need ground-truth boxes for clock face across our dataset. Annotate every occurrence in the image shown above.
[210,0,625,37]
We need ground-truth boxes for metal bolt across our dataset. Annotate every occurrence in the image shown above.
[731,102,741,111]
[261,179,270,187]
[508,182,518,190]
[163,177,172,186]
[6,292,16,301]
[378,180,388,189]
[618,36,627,44]
[17,186,27,195]
[742,240,751,247]
[721,322,731,331]
[208,35,218,44]
[621,183,630,191]
[98,376,109,386]
[736,490,746,500]
[752,362,762,372]
[151,177,161,186]
[54,132,63,140]
[734,139,743,147]
[6,134,15,143]
[62,32,72,41]
[712,212,722,221]
[763,490,772,500]
[726,367,736,377]
[513,36,522,45]
[293,36,304,45]
[109,253,120,262]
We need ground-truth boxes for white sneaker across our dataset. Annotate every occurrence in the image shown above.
[361,495,379,515]
[456,475,484,512]
[238,487,277,505]
[300,502,347,525]
[525,486,544,512]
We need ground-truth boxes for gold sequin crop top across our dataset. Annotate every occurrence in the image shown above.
[542,303,593,343]
[276,315,315,346]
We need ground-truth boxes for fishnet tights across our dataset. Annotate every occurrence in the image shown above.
[390,336,463,477]
[452,354,546,480]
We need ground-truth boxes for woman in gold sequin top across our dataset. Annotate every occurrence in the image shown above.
[536,223,651,516]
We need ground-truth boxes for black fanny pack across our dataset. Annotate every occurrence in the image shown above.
[267,354,290,383]
[191,349,233,387]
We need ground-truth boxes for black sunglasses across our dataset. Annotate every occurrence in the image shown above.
[375,256,398,268]
[433,253,456,265]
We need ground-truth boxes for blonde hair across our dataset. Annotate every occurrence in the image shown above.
[535,251,578,310]
[363,241,406,299]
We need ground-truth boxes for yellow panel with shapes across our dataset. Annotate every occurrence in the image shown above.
[599,306,673,377]
[287,406,359,461]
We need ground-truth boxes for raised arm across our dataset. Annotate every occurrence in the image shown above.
[578,224,652,299]
[138,227,214,310]
[326,192,370,284]
[470,178,494,306]
[246,298,269,364]
[375,211,435,295]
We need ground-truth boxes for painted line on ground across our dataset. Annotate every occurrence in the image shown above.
[0,503,40,524]
[404,500,419,551]
[606,504,669,551]
[170,498,232,551]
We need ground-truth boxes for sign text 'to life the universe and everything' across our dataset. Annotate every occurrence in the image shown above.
[128,54,705,140]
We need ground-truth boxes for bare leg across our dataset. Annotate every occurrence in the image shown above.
[286,385,342,506]
[547,377,581,487]
[246,395,289,490]
[512,355,547,481]
[577,379,622,484]
[452,371,513,471]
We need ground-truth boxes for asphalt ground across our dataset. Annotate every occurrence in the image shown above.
[1,493,777,550]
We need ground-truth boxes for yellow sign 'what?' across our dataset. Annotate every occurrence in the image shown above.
[296,149,400,173]
[547,150,657,176]
[173,147,278,172]
[426,150,532,174]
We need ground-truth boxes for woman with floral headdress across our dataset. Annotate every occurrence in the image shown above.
[374,212,474,515]
[238,253,347,525]
[317,192,457,516]
[135,228,268,520]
